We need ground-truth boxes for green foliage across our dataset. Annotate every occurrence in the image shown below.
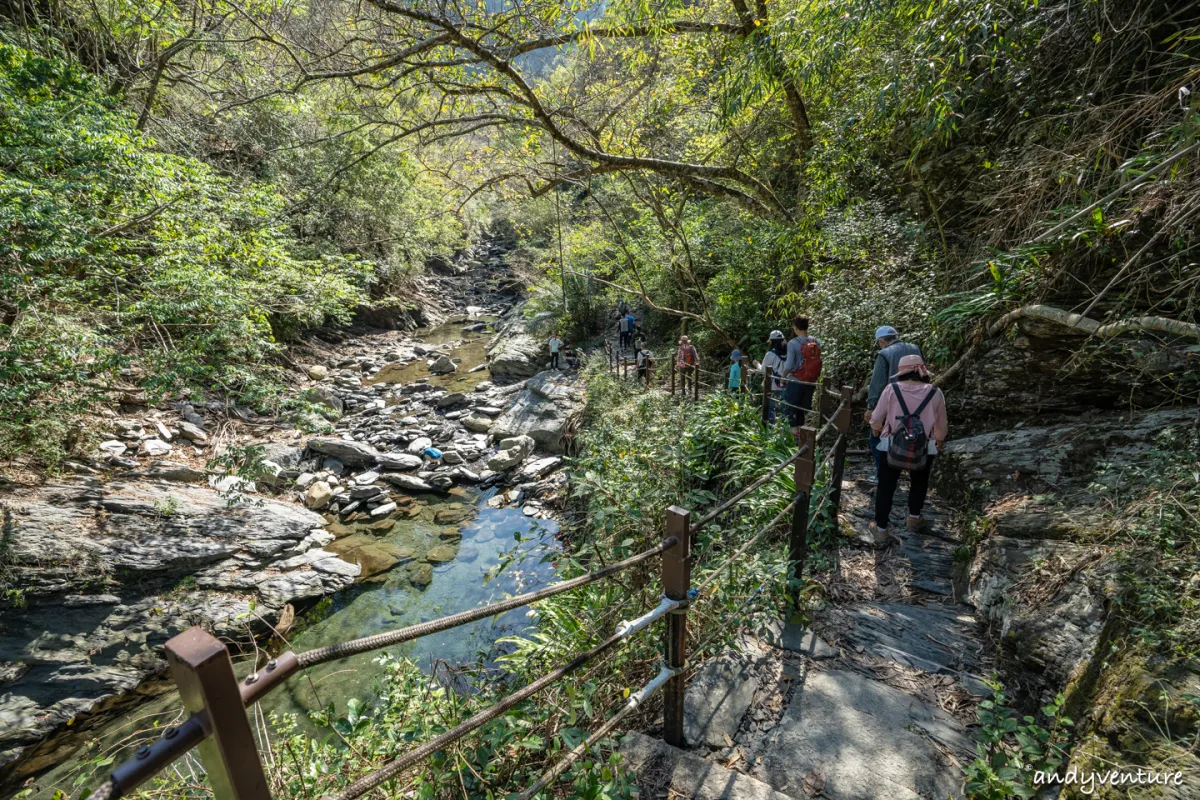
[965,683,1073,799]
[0,43,371,465]
[571,368,834,627]
[1087,427,1200,656]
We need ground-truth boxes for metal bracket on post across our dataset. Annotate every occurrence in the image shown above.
[662,507,692,748]
[789,427,816,622]
[165,627,272,800]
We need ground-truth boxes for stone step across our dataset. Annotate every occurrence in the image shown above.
[752,667,970,800]
[620,732,798,800]
[831,602,989,695]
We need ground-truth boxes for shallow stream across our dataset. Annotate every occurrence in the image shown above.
[24,320,562,797]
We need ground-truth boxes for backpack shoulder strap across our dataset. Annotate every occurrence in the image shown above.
[893,384,912,418]
[912,386,938,416]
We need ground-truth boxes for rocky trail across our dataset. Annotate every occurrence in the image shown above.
[619,404,1200,799]
[622,459,986,799]
[0,238,585,792]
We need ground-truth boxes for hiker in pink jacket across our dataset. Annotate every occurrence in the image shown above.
[868,354,947,546]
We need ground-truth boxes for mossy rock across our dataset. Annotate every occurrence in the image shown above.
[408,562,434,588]
[328,535,415,578]
[363,517,396,533]
[433,505,470,525]
[425,544,457,563]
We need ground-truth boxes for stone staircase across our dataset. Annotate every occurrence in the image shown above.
[623,463,987,799]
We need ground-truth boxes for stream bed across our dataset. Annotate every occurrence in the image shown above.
[20,318,564,798]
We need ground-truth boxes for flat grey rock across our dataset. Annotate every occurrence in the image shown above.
[488,371,581,453]
[685,651,757,748]
[781,624,837,659]
[835,603,983,677]
[377,452,423,471]
[754,669,968,799]
[620,732,793,800]
[307,437,377,466]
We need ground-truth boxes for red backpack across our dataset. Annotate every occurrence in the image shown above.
[791,338,822,382]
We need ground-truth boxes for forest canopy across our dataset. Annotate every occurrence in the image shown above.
[3,0,1200,466]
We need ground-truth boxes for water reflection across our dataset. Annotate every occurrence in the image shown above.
[24,488,559,798]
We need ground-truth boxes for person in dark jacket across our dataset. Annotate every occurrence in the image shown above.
[863,325,922,482]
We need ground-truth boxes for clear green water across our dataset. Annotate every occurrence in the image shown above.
[21,317,560,798]
[369,319,496,392]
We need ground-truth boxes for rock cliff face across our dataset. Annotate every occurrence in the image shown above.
[950,316,1185,421]
[943,407,1197,782]
[0,480,358,777]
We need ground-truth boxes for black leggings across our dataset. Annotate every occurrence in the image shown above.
[550,352,559,369]
[875,456,935,528]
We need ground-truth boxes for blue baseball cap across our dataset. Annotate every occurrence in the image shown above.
[729,349,742,361]
[874,326,899,339]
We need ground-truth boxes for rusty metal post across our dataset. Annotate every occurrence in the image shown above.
[828,386,853,525]
[165,627,271,800]
[789,427,816,619]
[662,507,692,748]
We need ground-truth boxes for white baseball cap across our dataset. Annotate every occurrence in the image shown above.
[769,330,784,340]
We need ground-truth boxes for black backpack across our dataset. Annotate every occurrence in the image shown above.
[886,384,937,471]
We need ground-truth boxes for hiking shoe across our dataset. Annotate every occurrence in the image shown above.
[868,522,890,548]
[907,515,924,532]
[865,474,879,485]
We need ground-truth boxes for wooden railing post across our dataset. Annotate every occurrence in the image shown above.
[662,507,692,748]
[165,627,271,800]
[789,427,816,619]
[670,356,676,396]
[819,377,835,435]
[761,366,772,425]
[693,367,699,401]
[829,386,853,525]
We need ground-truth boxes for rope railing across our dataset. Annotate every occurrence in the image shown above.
[296,537,677,668]
[689,445,808,534]
[516,663,677,800]
[326,629,632,800]
[92,537,679,800]
[697,494,799,591]
[91,352,861,800]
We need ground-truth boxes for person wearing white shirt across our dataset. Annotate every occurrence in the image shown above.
[755,330,787,423]
[548,333,564,369]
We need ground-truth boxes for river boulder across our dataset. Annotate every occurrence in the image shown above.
[0,480,356,778]
[489,371,581,453]
[485,307,546,378]
[307,437,378,466]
